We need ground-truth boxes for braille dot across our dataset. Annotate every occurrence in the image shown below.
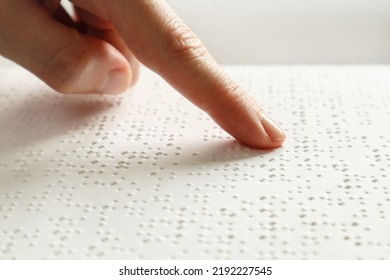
[1,66,390,260]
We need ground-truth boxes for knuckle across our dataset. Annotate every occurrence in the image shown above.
[170,28,206,58]
[159,17,209,73]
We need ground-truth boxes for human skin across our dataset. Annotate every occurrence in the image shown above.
[0,0,286,149]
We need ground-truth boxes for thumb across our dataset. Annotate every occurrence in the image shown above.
[0,1,133,94]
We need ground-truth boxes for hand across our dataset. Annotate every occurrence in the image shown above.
[0,0,286,149]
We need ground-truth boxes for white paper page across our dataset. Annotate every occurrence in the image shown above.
[0,66,389,259]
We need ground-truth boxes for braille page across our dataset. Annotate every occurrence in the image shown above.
[0,66,389,260]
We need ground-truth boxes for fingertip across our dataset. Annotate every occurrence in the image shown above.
[204,85,286,150]
[209,107,285,150]
[239,131,285,150]
[251,118,285,150]
[261,112,286,145]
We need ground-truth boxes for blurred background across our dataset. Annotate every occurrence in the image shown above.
[1,0,390,66]
[166,0,390,64]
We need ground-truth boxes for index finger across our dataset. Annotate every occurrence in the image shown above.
[74,0,286,148]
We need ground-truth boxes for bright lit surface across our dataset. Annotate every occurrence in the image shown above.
[1,66,389,259]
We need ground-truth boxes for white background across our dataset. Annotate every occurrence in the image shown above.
[1,0,390,66]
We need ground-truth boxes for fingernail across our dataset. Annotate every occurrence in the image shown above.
[97,69,129,95]
[261,113,286,143]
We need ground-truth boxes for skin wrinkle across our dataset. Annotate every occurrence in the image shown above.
[158,46,209,79]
